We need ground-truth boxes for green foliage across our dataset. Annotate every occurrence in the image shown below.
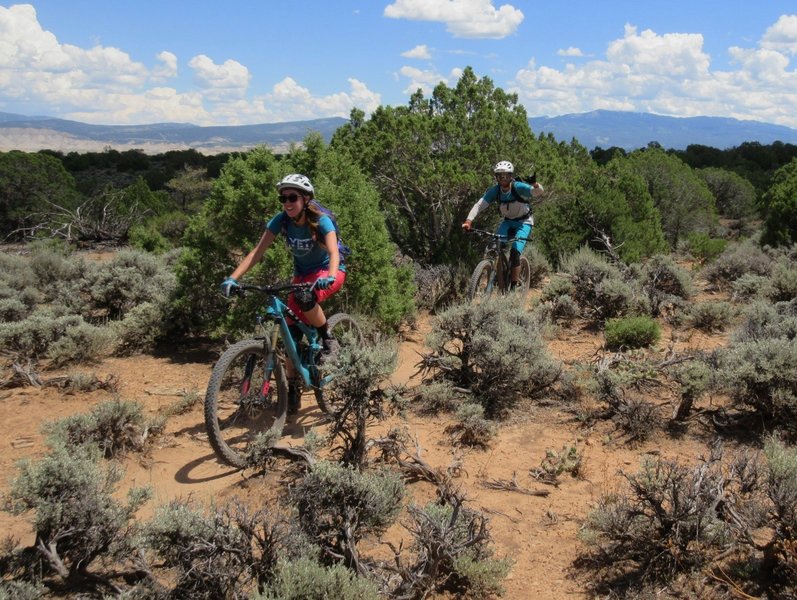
[423,295,561,417]
[44,398,158,458]
[685,231,727,263]
[579,455,744,588]
[732,299,797,344]
[446,402,496,447]
[686,300,735,332]
[291,461,404,551]
[0,151,80,239]
[625,147,717,246]
[397,500,511,598]
[5,445,149,583]
[698,166,758,219]
[414,380,466,415]
[535,158,668,265]
[560,246,636,322]
[703,239,773,289]
[604,316,661,350]
[311,149,415,328]
[721,337,797,431]
[762,158,797,247]
[256,557,379,600]
[766,260,797,303]
[332,67,591,265]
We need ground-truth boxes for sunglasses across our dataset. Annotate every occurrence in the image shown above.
[279,193,303,204]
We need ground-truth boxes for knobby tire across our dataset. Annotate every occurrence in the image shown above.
[204,338,288,468]
[468,259,495,301]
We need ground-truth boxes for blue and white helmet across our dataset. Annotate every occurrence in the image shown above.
[276,173,314,195]
[493,160,514,174]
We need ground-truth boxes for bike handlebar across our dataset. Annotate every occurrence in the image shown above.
[466,228,532,243]
[232,281,313,297]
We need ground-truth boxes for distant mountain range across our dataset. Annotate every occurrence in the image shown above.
[2,109,797,154]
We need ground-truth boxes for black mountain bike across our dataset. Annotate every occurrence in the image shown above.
[204,281,361,468]
[467,228,532,301]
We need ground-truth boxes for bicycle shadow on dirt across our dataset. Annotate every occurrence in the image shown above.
[174,405,329,484]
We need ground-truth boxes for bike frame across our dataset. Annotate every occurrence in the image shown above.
[243,283,331,391]
[472,229,527,295]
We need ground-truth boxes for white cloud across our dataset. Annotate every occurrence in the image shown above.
[557,47,584,57]
[510,20,797,129]
[761,14,797,55]
[188,54,250,100]
[152,51,178,80]
[398,65,463,94]
[402,44,432,59]
[384,0,523,39]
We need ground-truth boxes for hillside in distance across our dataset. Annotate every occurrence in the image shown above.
[2,109,797,154]
[529,110,797,151]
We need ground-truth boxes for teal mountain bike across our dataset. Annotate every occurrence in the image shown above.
[467,228,532,301]
[204,281,361,468]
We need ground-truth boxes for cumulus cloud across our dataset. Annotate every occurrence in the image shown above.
[384,0,523,39]
[152,51,178,80]
[402,44,432,59]
[761,14,797,55]
[510,20,797,129]
[188,55,250,100]
[398,65,464,95]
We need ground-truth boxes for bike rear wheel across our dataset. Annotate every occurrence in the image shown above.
[314,313,363,416]
[468,259,496,301]
[204,338,288,468]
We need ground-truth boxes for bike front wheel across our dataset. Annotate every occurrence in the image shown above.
[468,259,496,301]
[204,338,288,468]
[314,313,363,416]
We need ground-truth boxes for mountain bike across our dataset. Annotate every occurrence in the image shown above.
[467,228,532,301]
[204,281,361,468]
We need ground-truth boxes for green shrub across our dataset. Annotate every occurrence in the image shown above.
[256,557,379,600]
[670,358,712,420]
[579,456,740,587]
[686,231,727,263]
[4,445,150,585]
[44,398,159,458]
[524,244,551,287]
[561,246,634,321]
[604,316,661,350]
[732,300,797,343]
[638,254,693,316]
[446,402,496,447]
[767,262,797,303]
[45,319,117,366]
[291,461,404,553]
[0,297,29,322]
[414,380,466,415]
[423,295,561,417]
[0,312,85,360]
[721,337,797,430]
[731,273,768,302]
[399,501,511,598]
[111,301,170,355]
[703,240,772,289]
[686,301,734,332]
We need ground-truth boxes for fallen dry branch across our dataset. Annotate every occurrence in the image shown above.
[480,473,550,497]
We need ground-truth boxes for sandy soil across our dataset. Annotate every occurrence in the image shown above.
[0,296,732,599]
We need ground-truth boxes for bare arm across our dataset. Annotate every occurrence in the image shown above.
[322,229,340,277]
[230,229,276,280]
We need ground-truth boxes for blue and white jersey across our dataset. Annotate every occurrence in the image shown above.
[466,180,543,225]
[266,212,346,276]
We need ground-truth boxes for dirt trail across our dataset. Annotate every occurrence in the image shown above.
[0,311,715,599]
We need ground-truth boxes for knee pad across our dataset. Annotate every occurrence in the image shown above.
[509,247,521,269]
[294,286,317,312]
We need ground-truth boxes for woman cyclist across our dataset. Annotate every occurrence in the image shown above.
[220,173,345,414]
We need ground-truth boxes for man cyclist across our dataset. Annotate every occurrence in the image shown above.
[220,173,345,414]
[462,160,544,289]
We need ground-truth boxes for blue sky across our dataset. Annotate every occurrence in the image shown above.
[2,1,797,128]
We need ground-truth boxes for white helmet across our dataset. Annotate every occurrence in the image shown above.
[493,160,514,174]
[276,173,314,195]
